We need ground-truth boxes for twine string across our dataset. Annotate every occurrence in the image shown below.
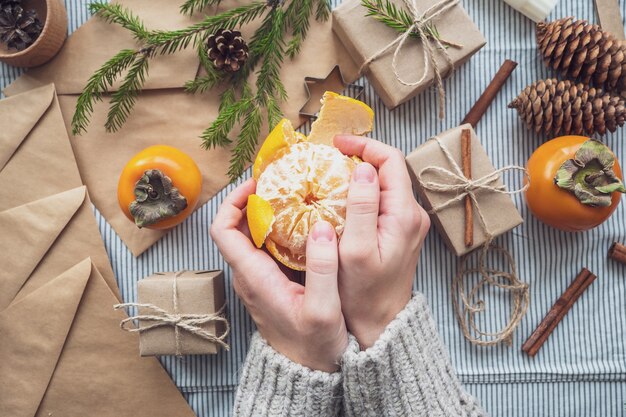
[359,0,460,118]
[416,136,530,346]
[115,272,230,354]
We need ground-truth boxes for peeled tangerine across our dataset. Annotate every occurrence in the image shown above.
[247,92,374,270]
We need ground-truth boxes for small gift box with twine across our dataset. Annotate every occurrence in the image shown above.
[115,270,229,356]
[407,125,526,256]
[332,0,485,113]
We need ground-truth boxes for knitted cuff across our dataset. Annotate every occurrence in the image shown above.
[341,293,487,417]
[233,332,343,417]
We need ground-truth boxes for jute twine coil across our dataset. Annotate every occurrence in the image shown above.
[115,271,230,355]
[417,137,531,346]
[359,0,461,118]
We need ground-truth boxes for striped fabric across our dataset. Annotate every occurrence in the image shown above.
[2,0,625,416]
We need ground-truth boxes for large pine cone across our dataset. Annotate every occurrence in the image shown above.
[508,78,626,137]
[537,17,626,95]
[0,2,42,51]
[207,29,249,73]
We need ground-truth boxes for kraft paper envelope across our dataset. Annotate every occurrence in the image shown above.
[0,85,118,300]
[4,0,359,257]
[0,258,197,417]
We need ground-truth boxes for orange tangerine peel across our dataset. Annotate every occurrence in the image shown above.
[253,118,301,180]
[247,194,275,248]
[308,91,374,146]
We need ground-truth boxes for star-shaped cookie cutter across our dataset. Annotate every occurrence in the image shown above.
[299,65,365,119]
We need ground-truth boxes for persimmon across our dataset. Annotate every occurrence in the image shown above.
[525,136,625,232]
[118,145,202,230]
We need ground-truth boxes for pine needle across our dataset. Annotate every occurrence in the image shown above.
[180,0,221,16]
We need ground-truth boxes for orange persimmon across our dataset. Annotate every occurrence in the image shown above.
[525,136,624,232]
[117,145,202,230]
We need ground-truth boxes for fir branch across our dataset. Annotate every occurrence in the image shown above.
[219,87,237,112]
[105,53,150,132]
[361,0,459,46]
[266,94,282,128]
[147,2,268,55]
[314,0,331,21]
[180,0,221,16]
[89,2,149,40]
[285,0,313,58]
[200,90,253,149]
[228,105,262,180]
[72,49,139,135]
[185,42,225,93]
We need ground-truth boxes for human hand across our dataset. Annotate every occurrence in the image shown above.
[211,179,348,372]
[334,136,431,349]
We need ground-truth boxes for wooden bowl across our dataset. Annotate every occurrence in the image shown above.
[0,0,67,67]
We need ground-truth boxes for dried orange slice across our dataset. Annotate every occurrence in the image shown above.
[248,92,373,270]
[247,194,274,248]
[308,91,374,146]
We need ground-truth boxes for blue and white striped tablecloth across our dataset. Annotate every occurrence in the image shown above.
[2,0,625,415]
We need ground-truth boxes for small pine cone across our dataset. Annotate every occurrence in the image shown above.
[0,2,42,51]
[537,17,626,94]
[207,29,249,73]
[508,78,626,137]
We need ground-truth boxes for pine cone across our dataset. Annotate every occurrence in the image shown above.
[207,29,249,73]
[0,2,42,51]
[508,78,626,137]
[537,17,626,94]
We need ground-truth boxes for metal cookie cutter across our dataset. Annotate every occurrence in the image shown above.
[299,65,365,119]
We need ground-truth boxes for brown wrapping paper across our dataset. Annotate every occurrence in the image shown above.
[0,259,197,417]
[4,0,359,257]
[0,84,118,301]
[406,124,523,256]
[332,0,486,109]
[137,270,226,356]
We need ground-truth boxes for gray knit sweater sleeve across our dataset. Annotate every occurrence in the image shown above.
[233,332,343,417]
[341,293,487,417]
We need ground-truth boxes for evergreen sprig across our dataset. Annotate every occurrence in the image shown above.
[72,0,330,181]
[361,0,458,46]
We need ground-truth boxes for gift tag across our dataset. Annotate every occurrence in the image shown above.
[595,0,625,40]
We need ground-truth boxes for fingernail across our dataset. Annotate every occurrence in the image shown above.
[311,221,335,242]
[354,163,376,184]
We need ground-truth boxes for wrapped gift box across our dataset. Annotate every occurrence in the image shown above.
[137,270,227,356]
[406,124,523,256]
[332,0,486,109]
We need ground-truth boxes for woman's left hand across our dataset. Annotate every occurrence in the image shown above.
[211,179,348,372]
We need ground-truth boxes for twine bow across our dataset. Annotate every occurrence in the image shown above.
[360,0,461,118]
[416,137,530,346]
[115,271,230,355]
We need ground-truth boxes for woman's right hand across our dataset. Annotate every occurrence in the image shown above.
[211,179,348,372]
[334,135,431,349]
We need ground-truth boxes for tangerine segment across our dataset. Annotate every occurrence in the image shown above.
[246,194,275,248]
[253,118,300,180]
[256,142,356,270]
[308,91,374,146]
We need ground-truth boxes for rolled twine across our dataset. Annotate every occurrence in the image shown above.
[359,0,461,118]
[417,137,531,346]
[114,271,230,355]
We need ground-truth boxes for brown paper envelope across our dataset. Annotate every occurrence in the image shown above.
[0,258,197,417]
[4,2,358,257]
[0,85,118,298]
[0,257,89,416]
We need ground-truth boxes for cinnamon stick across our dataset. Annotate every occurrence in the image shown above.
[461,59,518,127]
[522,268,597,357]
[608,242,626,265]
[461,129,473,247]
